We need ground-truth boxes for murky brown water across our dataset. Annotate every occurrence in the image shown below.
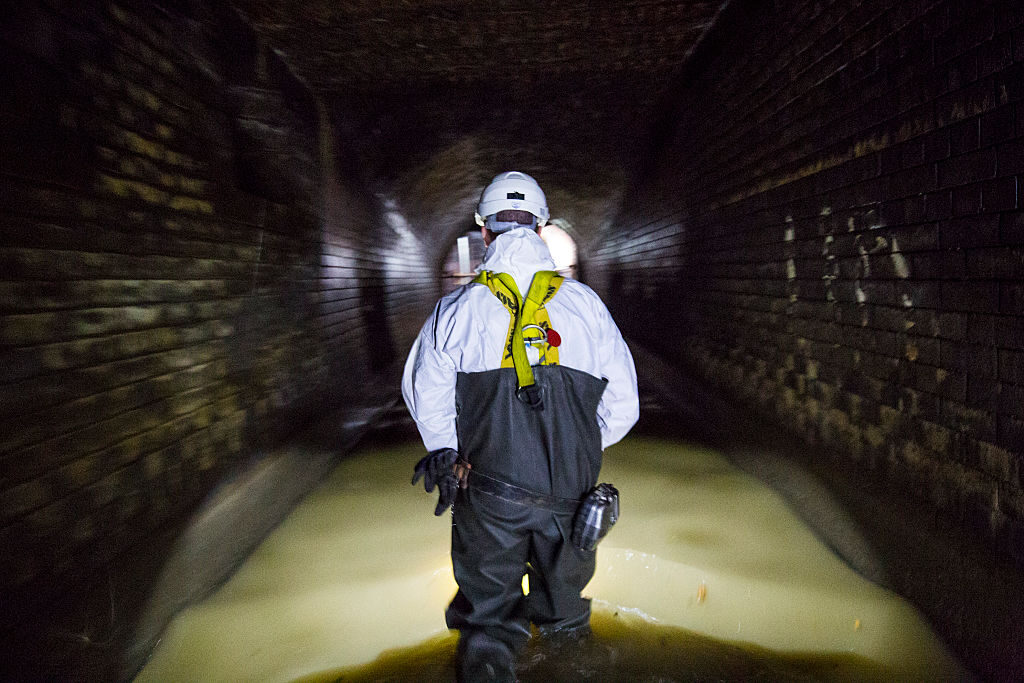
[136,436,966,682]
[303,610,894,683]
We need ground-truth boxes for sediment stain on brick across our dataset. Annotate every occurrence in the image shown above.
[592,0,1024,561]
[1,0,437,614]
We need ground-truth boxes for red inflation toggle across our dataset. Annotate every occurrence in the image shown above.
[546,328,561,347]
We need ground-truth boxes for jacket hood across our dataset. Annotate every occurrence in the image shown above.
[477,227,556,295]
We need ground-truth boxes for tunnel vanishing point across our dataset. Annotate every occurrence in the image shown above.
[2,0,1024,680]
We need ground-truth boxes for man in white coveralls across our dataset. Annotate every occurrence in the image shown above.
[402,171,639,682]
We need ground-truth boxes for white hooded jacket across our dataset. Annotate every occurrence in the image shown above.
[402,228,639,457]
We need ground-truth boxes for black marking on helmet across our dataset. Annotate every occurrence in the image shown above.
[507,191,525,200]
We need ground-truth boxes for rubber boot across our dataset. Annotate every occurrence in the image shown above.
[456,630,517,683]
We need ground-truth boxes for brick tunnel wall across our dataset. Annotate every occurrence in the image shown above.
[590,0,1024,559]
[0,0,434,656]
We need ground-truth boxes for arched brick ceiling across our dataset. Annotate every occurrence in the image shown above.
[230,0,728,250]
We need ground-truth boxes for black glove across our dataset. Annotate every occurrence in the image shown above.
[412,448,471,516]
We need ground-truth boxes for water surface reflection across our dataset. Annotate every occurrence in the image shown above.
[136,436,965,682]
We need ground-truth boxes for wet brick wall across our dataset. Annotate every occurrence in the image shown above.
[590,0,1024,560]
[0,0,434,653]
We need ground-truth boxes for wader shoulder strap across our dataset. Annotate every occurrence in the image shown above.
[472,270,564,397]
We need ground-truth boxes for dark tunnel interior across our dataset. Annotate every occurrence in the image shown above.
[2,0,1024,680]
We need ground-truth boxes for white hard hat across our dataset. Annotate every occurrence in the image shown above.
[474,171,549,227]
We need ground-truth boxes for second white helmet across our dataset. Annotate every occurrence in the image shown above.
[474,171,549,227]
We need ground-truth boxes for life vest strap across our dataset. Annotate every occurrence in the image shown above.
[472,270,563,393]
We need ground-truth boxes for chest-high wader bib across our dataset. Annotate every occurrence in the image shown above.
[471,269,563,410]
[471,269,620,549]
[446,272,618,675]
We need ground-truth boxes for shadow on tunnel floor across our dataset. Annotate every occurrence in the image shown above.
[627,343,1023,683]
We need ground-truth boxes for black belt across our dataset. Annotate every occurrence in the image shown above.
[468,470,581,515]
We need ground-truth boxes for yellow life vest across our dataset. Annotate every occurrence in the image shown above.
[472,270,564,396]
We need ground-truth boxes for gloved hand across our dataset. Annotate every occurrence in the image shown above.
[412,448,471,516]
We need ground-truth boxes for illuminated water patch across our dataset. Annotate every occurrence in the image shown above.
[135,438,965,682]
